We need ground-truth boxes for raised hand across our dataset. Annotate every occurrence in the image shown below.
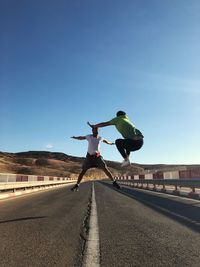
[87,121,94,128]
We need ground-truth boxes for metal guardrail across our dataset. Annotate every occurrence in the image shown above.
[120,179,200,195]
[0,181,73,192]
[0,173,76,192]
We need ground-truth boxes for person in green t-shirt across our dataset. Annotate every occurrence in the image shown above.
[88,111,144,167]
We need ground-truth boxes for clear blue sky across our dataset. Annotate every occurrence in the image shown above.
[0,0,199,164]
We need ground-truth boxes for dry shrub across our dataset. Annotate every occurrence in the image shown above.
[16,167,34,175]
[35,159,49,166]
[13,158,35,166]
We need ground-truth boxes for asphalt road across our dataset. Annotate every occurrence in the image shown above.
[97,181,200,267]
[0,182,91,267]
[0,181,200,267]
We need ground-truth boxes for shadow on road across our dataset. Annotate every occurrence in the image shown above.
[0,216,48,224]
[99,181,200,233]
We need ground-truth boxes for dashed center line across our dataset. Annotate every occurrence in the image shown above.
[83,182,100,267]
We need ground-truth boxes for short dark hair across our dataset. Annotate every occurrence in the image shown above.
[92,127,99,133]
[116,110,126,117]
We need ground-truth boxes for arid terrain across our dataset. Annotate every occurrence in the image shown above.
[0,151,199,180]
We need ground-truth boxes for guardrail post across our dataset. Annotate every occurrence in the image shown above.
[145,182,149,190]
[161,184,166,193]
[188,187,199,199]
[153,183,156,191]
[192,187,195,193]
[173,185,180,196]
[139,182,143,189]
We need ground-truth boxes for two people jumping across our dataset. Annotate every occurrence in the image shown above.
[71,110,143,191]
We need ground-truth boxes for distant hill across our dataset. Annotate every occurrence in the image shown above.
[0,151,199,179]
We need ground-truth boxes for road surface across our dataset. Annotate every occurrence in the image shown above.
[0,181,200,266]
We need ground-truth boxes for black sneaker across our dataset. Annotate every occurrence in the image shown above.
[112,181,121,189]
[71,184,79,192]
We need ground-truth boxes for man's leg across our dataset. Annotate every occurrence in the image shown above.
[71,156,91,191]
[115,139,137,167]
[115,139,131,167]
[115,139,143,158]
[96,157,114,180]
[95,156,121,189]
[102,166,114,181]
[102,165,121,189]
[115,139,128,159]
[77,169,87,184]
[71,169,87,191]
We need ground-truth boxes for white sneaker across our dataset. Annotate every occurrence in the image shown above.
[121,159,130,167]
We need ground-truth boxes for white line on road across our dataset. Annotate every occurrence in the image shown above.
[83,182,100,267]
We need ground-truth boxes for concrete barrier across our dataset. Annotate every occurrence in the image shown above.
[115,169,200,181]
[115,170,200,199]
[0,173,76,192]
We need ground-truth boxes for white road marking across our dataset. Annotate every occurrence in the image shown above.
[83,182,100,267]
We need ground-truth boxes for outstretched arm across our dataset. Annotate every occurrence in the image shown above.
[71,136,86,140]
[102,139,115,145]
[87,121,113,128]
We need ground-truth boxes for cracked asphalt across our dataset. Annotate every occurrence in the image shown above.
[0,182,92,267]
[1,180,200,267]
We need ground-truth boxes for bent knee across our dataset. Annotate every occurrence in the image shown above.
[115,139,122,146]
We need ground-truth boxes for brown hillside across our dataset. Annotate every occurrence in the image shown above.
[0,151,143,179]
[0,151,199,179]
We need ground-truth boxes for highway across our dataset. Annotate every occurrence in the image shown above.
[0,181,200,267]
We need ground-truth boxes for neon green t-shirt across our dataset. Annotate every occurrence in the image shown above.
[109,115,143,139]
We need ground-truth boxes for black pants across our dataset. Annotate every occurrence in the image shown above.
[115,138,143,159]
